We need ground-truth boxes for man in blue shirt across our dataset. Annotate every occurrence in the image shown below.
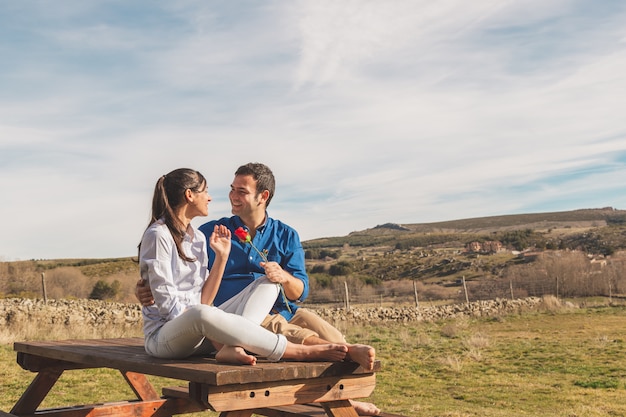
[198,163,346,344]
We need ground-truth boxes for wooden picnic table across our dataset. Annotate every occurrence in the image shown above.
[9,337,382,417]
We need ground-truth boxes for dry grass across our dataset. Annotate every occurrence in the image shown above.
[0,321,141,345]
[2,303,626,416]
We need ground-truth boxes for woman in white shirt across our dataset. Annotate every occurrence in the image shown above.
[139,168,347,365]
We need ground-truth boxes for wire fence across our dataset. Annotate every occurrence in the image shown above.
[304,269,626,309]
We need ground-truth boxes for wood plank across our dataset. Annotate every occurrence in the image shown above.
[252,404,329,416]
[7,398,205,417]
[121,371,160,400]
[16,351,93,372]
[14,339,380,386]
[217,411,253,417]
[321,400,359,417]
[10,368,63,415]
[253,404,410,417]
[256,402,379,417]
[162,385,190,398]
[164,374,377,413]
[196,374,376,412]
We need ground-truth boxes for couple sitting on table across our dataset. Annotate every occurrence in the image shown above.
[137,163,380,415]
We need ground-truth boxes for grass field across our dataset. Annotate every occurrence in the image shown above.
[2,302,626,416]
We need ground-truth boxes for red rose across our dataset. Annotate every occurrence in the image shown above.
[234,227,250,242]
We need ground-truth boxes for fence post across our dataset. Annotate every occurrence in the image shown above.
[509,280,514,300]
[344,281,350,311]
[462,275,469,304]
[413,280,419,308]
[41,272,48,303]
[555,276,559,299]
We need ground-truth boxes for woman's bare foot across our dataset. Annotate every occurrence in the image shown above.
[346,344,376,371]
[215,345,257,365]
[283,343,348,361]
[351,400,381,416]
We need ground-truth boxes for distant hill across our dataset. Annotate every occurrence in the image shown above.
[304,207,626,249]
[374,207,625,233]
[299,207,626,303]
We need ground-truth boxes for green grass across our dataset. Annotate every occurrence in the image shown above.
[2,306,626,416]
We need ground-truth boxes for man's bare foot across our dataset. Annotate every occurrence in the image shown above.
[346,344,376,371]
[284,343,348,361]
[351,400,381,416]
[215,345,257,365]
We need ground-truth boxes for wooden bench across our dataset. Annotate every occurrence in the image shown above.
[10,337,385,417]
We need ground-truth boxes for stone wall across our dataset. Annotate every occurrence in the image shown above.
[0,297,549,328]
[315,297,546,324]
[0,298,143,328]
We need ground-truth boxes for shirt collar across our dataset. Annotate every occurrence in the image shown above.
[257,212,269,234]
[234,212,270,234]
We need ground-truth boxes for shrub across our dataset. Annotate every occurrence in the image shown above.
[309,265,326,274]
[89,280,121,300]
[329,261,352,276]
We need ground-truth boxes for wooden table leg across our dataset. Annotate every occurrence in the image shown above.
[10,368,63,414]
[321,400,360,417]
[121,370,160,400]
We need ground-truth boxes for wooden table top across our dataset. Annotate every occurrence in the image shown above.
[14,337,380,386]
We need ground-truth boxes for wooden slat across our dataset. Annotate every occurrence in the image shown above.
[8,398,205,417]
[321,400,359,417]
[17,351,93,372]
[218,411,253,417]
[162,385,190,398]
[14,338,380,386]
[254,402,362,417]
[121,371,160,400]
[162,374,377,414]
[253,404,410,417]
[10,368,63,414]
[252,404,329,416]
[191,374,376,412]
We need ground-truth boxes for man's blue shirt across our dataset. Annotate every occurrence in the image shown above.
[198,215,309,321]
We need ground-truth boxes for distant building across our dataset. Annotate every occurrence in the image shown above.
[466,241,482,252]
[466,241,503,254]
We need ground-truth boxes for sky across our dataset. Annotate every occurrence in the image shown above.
[1,0,626,261]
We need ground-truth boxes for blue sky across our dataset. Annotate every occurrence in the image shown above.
[1,1,626,260]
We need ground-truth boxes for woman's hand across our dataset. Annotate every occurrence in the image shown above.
[208,224,231,258]
[134,278,155,306]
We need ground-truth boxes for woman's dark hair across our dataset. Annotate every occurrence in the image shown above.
[140,168,206,262]
[234,162,275,207]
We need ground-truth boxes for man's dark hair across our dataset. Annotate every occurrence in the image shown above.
[235,162,275,207]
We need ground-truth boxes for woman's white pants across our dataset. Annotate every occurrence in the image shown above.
[145,277,287,361]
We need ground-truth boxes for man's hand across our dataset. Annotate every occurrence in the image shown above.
[260,262,304,302]
[135,279,155,306]
[260,261,286,284]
